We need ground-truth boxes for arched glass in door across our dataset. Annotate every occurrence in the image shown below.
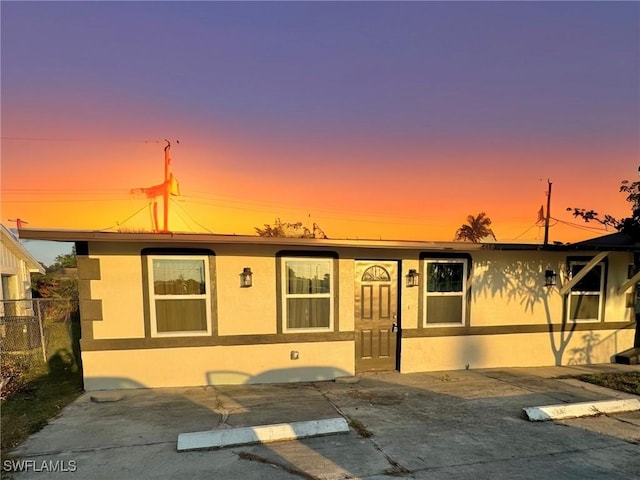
[362,265,391,282]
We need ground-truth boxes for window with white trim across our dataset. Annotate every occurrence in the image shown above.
[424,259,467,326]
[148,255,212,337]
[281,257,333,332]
[568,261,604,322]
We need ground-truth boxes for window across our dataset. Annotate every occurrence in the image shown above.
[424,259,467,326]
[568,261,604,321]
[281,257,333,332]
[147,255,212,337]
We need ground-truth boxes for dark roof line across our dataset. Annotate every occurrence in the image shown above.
[18,228,639,252]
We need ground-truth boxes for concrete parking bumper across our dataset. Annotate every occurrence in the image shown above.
[177,418,350,451]
[522,398,640,421]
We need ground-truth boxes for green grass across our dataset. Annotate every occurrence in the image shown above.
[574,372,640,396]
[1,312,83,460]
[1,365,83,459]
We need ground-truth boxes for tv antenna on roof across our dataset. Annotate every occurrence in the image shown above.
[8,218,28,229]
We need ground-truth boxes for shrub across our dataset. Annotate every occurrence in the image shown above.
[0,355,28,400]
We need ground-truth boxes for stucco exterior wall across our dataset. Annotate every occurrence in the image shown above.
[604,252,635,322]
[78,241,636,389]
[337,258,355,332]
[216,254,277,336]
[401,258,421,330]
[85,247,635,340]
[82,341,355,390]
[401,326,636,373]
[85,243,370,340]
[90,250,145,340]
[470,250,567,327]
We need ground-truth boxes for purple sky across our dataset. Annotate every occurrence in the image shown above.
[2,1,639,263]
[4,2,637,143]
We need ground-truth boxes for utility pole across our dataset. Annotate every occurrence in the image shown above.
[131,140,179,233]
[543,180,552,246]
[162,141,171,233]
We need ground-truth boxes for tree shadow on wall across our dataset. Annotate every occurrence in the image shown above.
[473,257,576,365]
[567,331,600,365]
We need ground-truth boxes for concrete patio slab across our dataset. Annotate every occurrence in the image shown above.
[5,364,639,480]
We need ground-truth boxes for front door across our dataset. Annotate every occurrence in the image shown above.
[355,261,399,372]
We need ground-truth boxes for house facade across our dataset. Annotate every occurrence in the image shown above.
[19,229,638,391]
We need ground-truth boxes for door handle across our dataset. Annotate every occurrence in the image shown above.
[392,313,399,332]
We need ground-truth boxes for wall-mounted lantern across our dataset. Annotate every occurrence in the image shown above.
[240,267,253,288]
[544,269,557,287]
[405,269,419,288]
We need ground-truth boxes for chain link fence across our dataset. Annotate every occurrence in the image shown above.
[0,298,79,376]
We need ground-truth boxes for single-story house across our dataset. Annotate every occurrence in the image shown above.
[19,229,639,391]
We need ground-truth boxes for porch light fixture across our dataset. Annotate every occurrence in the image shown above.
[544,269,557,287]
[240,267,253,288]
[405,269,419,288]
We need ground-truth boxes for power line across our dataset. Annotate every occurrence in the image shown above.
[169,198,215,233]
[176,195,437,226]
[5,185,616,235]
[98,201,154,231]
[551,217,609,232]
[1,199,128,204]
[511,224,538,241]
[0,188,484,228]
[0,184,590,228]
[1,137,176,144]
[0,137,76,142]
[2,188,127,194]
[170,204,196,233]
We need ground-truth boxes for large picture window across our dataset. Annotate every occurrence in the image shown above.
[568,261,604,322]
[424,259,467,326]
[148,255,212,337]
[281,257,333,332]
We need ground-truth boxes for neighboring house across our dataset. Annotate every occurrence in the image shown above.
[0,224,45,302]
[0,225,45,349]
[19,229,639,391]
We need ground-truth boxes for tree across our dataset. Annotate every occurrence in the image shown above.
[455,212,496,243]
[31,273,78,303]
[32,245,78,302]
[567,178,640,241]
[46,245,77,273]
[567,175,640,349]
[255,218,328,239]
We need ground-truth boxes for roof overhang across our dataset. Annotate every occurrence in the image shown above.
[571,232,640,252]
[1,225,46,273]
[18,228,581,252]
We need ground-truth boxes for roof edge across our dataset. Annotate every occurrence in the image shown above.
[17,227,561,251]
[1,225,46,273]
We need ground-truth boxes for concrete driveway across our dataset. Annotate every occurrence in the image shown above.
[5,364,640,479]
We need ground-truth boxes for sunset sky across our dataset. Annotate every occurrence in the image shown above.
[2,1,639,263]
